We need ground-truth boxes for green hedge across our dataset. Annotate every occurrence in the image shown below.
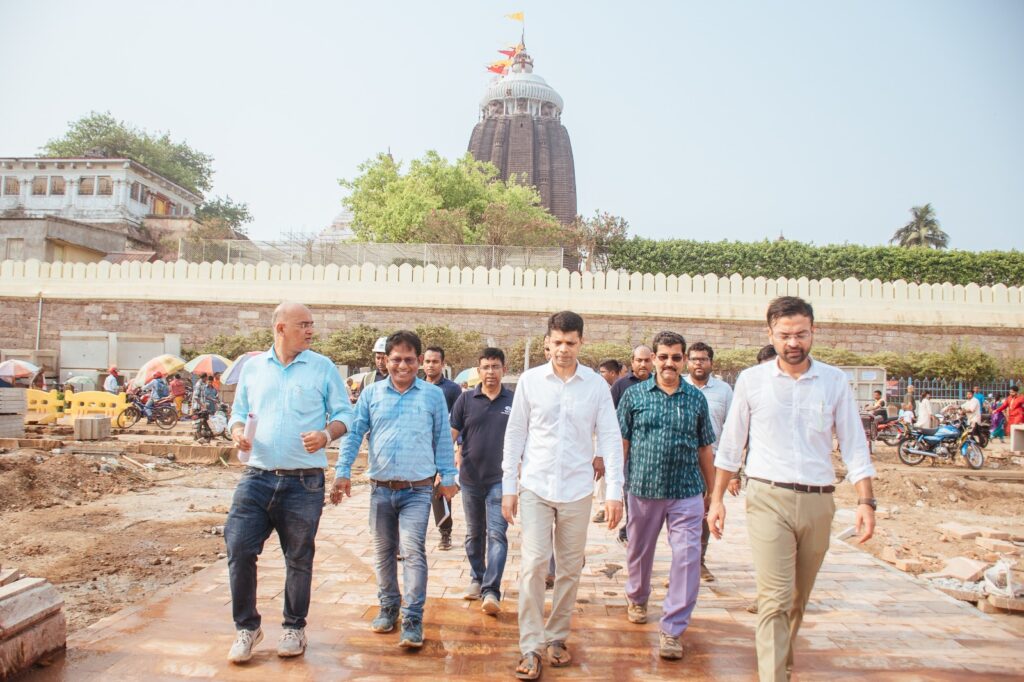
[606,238,1024,286]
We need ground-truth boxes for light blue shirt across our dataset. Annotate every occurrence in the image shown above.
[229,347,353,471]
[336,377,457,486]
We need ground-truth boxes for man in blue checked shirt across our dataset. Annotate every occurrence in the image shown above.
[332,329,458,649]
[224,302,353,664]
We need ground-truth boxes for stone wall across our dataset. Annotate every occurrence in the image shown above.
[3,296,1023,360]
[1,258,1023,361]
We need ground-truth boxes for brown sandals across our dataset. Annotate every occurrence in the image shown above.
[546,640,571,667]
[515,651,542,679]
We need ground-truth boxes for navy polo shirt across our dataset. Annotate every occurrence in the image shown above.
[427,375,462,412]
[610,372,645,409]
[450,385,514,487]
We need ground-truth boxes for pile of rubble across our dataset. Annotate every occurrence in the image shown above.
[0,566,66,679]
[912,522,1024,615]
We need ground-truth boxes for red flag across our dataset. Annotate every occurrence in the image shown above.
[487,64,506,74]
[498,48,517,58]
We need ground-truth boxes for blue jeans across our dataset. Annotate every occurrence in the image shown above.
[460,481,509,599]
[224,467,325,631]
[370,483,432,621]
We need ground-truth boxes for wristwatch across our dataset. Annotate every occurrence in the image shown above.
[857,498,877,511]
[321,428,333,445]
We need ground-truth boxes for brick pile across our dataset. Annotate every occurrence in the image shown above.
[0,389,24,439]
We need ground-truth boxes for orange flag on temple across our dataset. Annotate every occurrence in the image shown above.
[498,48,517,58]
[505,11,524,22]
[487,64,507,74]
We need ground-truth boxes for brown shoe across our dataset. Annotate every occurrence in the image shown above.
[700,563,715,582]
[659,631,683,660]
[545,640,571,667]
[545,574,554,590]
[626,599,648,624]
[515,651,542,680]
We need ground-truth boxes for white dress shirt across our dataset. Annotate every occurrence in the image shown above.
[715,357,875,485]
[960,396,981,426]
[502,361,624,503]
[684,374,734,451]
[103,374,119,394]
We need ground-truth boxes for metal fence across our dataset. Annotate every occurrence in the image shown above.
[890,377,1019,402]
[177,239,565,270]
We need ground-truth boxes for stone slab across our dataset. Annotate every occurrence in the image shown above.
[0,570,19,588]
[975,537,1017,553]
[987,593,1024,612]
[0,611,66,680]
[975,527,1011,540]
[921,557,988,582]
[936,522,981,540]
[0,579,64,639]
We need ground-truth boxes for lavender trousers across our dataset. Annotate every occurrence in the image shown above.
[624,493,704,637]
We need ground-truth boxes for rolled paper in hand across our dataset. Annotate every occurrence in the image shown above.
[238,413,257,463]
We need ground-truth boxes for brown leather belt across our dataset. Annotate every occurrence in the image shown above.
[371,477,434,490]
[749,477,835,494]
[262,467,324,477]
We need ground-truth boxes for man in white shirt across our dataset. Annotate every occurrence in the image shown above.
[103,366,120,394]
[683,341,733,582]
[960,393,982,427]
[708,296,876,682]
[502,311,624,680]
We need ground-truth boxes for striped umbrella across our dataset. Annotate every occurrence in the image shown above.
[222,351,263,385]
[184,354,231,377]
[0,359,41,381]
[131,354,186,387]
[454,367,481,388]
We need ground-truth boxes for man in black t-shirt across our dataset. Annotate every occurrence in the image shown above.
[424,346,463,550]
[450,347,514,615]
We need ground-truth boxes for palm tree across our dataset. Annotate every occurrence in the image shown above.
[889,204,949,249]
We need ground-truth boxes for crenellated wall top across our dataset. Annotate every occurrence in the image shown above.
[1,259,1021,328]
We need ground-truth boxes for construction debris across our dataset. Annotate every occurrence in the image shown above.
[0,577,66,679]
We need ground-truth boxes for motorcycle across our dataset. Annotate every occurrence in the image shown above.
[194,401,231,442]
[897,412,985,470]
[116,390,178,430]
[874,414,908,447]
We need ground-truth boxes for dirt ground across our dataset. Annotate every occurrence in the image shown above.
[1,434,1021,635]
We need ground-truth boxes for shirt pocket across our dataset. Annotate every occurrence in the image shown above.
[799,390,832,434]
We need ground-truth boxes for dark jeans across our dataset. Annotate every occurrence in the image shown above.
[432,481,453,534]
[371,483,433,621]
[461,481,509,599]
[224,467,325,631]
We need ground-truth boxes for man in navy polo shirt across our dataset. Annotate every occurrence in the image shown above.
[424,345,463,550]
[450,347,513,615]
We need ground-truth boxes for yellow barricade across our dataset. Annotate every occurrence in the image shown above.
[25,388,62,424]
[65,391,127,424]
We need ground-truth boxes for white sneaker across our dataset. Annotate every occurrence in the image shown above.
[277,627,307,657]
[227,627,263,663]
[481,593,501,615]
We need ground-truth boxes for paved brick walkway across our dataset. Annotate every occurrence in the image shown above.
[33,487,1024,680]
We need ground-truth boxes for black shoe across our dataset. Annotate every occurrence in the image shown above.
[617,532,628,548]
[545,574,555,590]
[439,532,452,551]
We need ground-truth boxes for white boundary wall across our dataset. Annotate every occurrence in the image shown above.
[1,259,1022,329]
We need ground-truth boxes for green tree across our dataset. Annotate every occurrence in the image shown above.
[183,330,273,361]
[889,204,949,249]
[567,211,630,271]
[43,112,214,195]
[314,324,383,367]
[195,196,253,235]
[339,151,561,244]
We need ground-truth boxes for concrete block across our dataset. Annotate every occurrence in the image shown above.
[0,578,64,638]
[894,559,923,572]
[922,557,988,582]
[977,598,1003,614]
[987,594,1024,613]
[975,537,1017,553]
[0,611,65,679]
[880,546,900,564]
[0,570,19,587]
[73,415,110,441]
[936,522,981,540]
[976,527,1011,540]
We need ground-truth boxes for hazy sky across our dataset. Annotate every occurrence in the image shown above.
[1,0,1021,250]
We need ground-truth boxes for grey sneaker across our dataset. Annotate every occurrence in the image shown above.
[463,581,482,601]
[626,599,648,624]
[398,618,424,648]
[481,593,501,615]
[227,627,263,664]
[277,627,307,657]
[371,605,400,633]
[659,631,683,660]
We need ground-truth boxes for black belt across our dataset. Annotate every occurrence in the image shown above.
[749,477,835,494]
[372,477,434,490]
[250,467,324,477]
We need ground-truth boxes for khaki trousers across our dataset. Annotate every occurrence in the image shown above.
[517,488,591,655]
[746,479,834,682]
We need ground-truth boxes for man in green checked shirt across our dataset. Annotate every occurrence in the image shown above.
[617,330,716,660]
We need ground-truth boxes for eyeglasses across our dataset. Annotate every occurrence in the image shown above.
[291,321,314,330]
[775,332,812,342]
[656,354,684,362]
[387,357,418,367]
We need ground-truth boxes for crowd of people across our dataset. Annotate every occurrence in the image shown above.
[221,296,880,681]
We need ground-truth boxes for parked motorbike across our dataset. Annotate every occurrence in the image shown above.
[874,414,908,447]
[897,412,984,469]
[194,401,230,442]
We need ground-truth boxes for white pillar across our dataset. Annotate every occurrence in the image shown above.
[63,177,76,215]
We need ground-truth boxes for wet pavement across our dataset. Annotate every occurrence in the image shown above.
[31,486,1024,680]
